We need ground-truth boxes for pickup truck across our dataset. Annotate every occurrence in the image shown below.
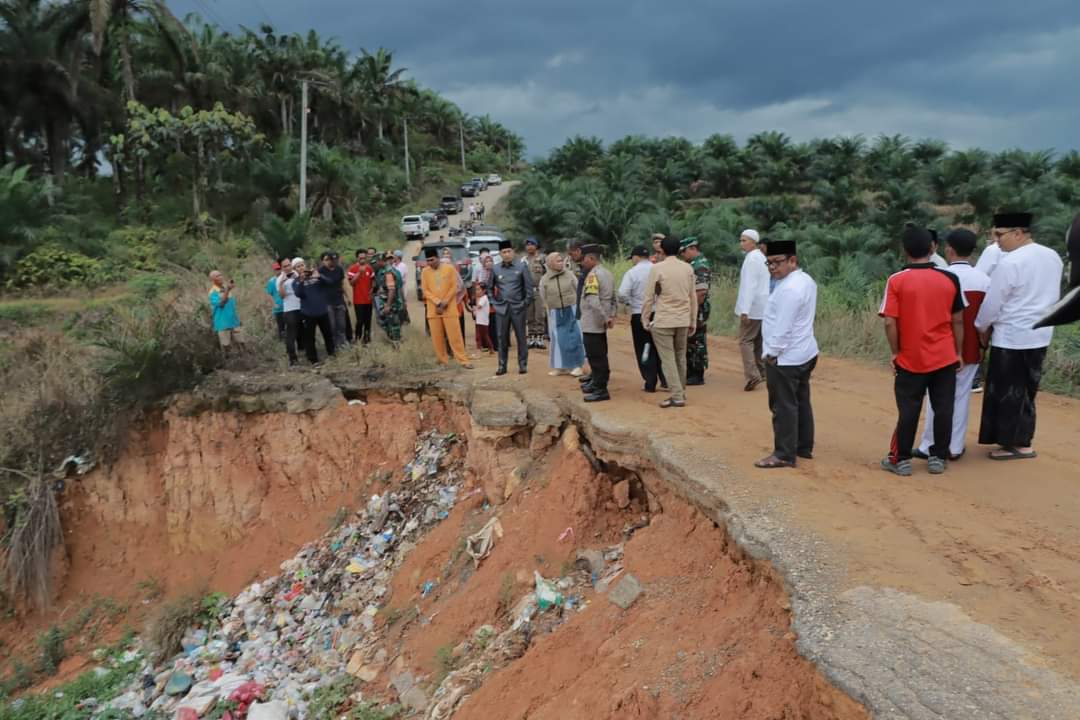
[413,239,470,300]
[487,173,502,185]
[400,214,430,239]
[440,195,464,214]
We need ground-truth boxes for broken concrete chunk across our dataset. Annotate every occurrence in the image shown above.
[391,670,415,695]
[247,700,288,720]
[608,574,643,610]
[575,549,605,576]
[470,390,528,427]
[612,480,631,509]
[401,686,430,713]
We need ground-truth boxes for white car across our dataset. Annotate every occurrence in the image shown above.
[400,214,430,239]
[487,173,502,186]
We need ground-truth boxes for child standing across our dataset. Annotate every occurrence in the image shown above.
[473,283,494,352]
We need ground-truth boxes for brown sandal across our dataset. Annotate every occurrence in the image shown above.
[754,455,795,469]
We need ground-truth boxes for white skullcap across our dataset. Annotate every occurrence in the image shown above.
[292,257,305,266]
[740,229,760,243]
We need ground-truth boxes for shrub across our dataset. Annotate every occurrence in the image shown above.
[36,626,65,675]
[147,595,200,664]
[5,247,108,289]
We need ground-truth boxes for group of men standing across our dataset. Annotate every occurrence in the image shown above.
[875,211,1064,476]
[265,248,410,366]
[254,206,1070,476]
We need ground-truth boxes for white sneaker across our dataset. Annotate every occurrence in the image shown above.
[570,367,583,377]
[548,369,568,376]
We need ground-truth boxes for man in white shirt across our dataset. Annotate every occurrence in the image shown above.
[974,240,1004,278]
[974,212,1063,460]
[734,228,770,391]
[755,239,819,469]
[618,245,666,392]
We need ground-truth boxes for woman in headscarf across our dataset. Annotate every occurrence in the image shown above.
[540,252,586,376]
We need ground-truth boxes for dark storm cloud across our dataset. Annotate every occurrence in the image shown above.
[172,0,1080,155]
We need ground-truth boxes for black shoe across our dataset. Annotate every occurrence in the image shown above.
[580,382,597,394]
[797,450,814,460]
[686,376,705,386]
[495,367,507,376]
[583,390,610,402]
[578,374,592,384]
[912,449,929,460]
[659,381,669,390]
[518,367,527,374]
[643,384,656,393]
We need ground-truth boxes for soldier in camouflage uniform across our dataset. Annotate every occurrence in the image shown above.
[681,237,712,385]
[523,237,548,348]
[373,253,404,342]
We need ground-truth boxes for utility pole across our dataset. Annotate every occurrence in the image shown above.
[299,79,308,213]
[403,116,411,188]
[459,117,466,171]
[507,142,512,172]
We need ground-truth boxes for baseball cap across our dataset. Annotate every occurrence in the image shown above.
[628,245,649,258]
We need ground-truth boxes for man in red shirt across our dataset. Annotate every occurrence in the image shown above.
[347,250,376,345]
[915,229,990,461]
[879,225,965,476]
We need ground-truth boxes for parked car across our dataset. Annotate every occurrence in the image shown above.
[470,224,502,236]
[470,176,488,191]
[440,195,464,214]
[487,173,502,185]
[400,214,430,239]
[414,239,469,300]
[460,182,478,197]
[425,210,449,229]
[466,236,503,255]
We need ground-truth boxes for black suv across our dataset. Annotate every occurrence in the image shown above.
[440,195,463,214]
[460,182,478,197]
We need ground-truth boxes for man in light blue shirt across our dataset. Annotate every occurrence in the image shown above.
[618,245,666,391]
[266,260,285,338]
[209,270,244,353]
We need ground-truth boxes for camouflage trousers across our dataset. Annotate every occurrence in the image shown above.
[375,297,402,342]
[687,307,709,377]
[527,296,547,337]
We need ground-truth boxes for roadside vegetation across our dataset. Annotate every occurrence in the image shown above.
[509,133,1080,394]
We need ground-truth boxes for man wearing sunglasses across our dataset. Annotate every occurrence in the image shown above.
[973,212,1063,461]
[755,239,819,469]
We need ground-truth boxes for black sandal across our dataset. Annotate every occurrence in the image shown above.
[754,455,795,469]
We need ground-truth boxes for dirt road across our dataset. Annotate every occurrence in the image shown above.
[403,184,1080,714]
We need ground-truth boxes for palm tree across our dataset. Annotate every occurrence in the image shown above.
[353,47,409,142]
[0,0,87,181]
[81,0,190,103]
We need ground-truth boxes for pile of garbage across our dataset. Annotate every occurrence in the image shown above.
[105,431,464,720]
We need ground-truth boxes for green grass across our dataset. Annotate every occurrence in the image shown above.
[0,634,139,718]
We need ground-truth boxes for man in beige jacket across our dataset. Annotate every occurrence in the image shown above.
[641,236,697,408]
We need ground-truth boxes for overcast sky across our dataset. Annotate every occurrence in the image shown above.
[170,0,1080,158]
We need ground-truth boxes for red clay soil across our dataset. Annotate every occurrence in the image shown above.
[0,398,471,688]
[384,440,867,720]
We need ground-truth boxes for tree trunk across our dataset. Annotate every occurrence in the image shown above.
[45,120,67,184]
[119,31,137,103]
[377,118,384,141]
[280,96,288,136]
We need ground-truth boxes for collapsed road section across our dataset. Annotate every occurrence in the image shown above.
[9,368,1078,718]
